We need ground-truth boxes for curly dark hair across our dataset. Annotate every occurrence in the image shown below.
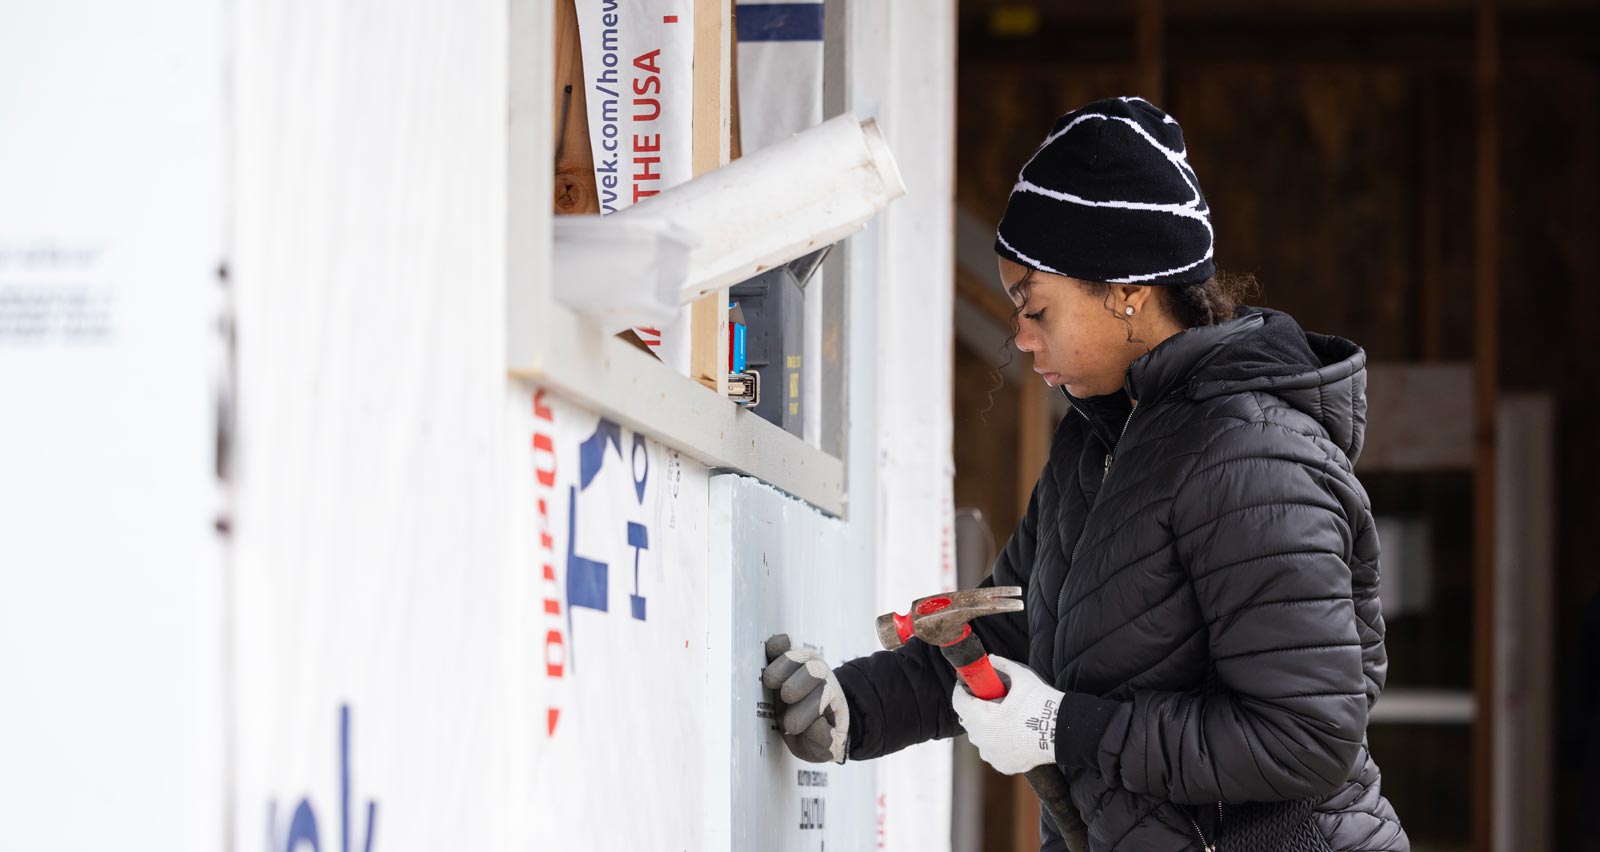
[1151,271,1259,330]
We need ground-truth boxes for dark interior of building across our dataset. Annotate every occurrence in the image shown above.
[950,3,1599,850]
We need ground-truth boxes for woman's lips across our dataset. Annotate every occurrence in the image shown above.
[1036,370,1061,385]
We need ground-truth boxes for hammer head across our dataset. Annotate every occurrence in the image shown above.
[876,586,1024,649]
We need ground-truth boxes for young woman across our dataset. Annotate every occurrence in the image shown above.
[762,97,1408,852]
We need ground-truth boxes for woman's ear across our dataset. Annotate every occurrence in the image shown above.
[1118,284,1156,314]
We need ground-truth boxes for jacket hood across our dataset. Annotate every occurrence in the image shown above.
[1187,308,1367,461]
[1103,307,1367,461]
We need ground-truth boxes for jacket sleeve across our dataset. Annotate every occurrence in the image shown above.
[1054,421,1372,804]
[834,484,1039,761]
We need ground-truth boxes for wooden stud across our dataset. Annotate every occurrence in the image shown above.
[955,263,1018,330]
[553,0,599,216]
[729,4,742,163]
[692,0,733,177]
[1012,774,1042,852]
[690,0,733,396]
[1419,84,1444,361]
[1472,0,1500,850]
[987,248,1050,524]
[1134,0,1165,105]
[1017,387,1051,517]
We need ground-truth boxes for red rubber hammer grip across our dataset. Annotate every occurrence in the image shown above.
[955,655,1007,701]
[938,625,1008,701]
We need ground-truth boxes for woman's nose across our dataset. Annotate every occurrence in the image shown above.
[1014,328,1038,353]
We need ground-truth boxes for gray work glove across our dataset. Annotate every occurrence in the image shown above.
[761,634,850,764]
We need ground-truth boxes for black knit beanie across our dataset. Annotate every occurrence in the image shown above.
[994,96,1215,286]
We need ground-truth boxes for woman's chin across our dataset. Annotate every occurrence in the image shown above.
[1060,378,1123,398]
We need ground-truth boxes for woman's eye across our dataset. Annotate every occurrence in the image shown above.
[1022,309,1045,321]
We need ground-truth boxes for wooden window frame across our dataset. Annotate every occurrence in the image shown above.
[506,0,846,515]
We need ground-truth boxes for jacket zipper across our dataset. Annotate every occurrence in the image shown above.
[1188,802,1223,852]
[1069,376,1139,568]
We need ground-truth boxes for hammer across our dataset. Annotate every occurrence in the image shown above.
[877,587,1090,852]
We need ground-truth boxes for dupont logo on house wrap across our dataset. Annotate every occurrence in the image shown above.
[563,415,654,645]
[534,390,667,738]
[533,389,568,737]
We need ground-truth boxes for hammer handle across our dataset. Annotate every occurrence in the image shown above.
[1026,766,1091,852]
[938,628,1006,700]
[941,630,1092,852]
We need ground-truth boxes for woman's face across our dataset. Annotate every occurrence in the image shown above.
[998,256,1162,398]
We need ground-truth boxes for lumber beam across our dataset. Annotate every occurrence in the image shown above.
[1135,0,1165,103]
[552,0,599,215]
[1011,775,1042,852]
[1471,0,1500,849]
[690,0,733,396]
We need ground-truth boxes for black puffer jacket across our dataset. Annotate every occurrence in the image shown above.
[837,308,1409,852]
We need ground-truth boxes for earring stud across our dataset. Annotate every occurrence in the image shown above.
[1124,306,1135,316]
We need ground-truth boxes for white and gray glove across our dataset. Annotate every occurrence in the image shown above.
[761,634,849,764]
[950,655,1063,775]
